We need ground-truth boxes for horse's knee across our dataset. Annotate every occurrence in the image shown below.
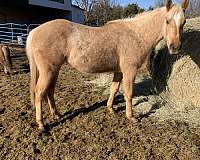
[124,91,132,100]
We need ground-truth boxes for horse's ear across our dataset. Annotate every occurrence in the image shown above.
[166,0,173,11]
[181,0,189,10]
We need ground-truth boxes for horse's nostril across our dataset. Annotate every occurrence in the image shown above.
[179,44,182,50]
[169,44,175,50]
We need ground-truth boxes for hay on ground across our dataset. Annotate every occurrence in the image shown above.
[150,18,200,107]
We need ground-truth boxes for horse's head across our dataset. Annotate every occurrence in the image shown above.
[163,0,189,54]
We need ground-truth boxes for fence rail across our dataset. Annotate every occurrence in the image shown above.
[0,23,39,47]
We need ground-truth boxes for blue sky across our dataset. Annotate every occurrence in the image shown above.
[121,0,180,9]
[121,0,155,9]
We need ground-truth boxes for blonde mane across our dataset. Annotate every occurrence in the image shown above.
[106,7,165,25]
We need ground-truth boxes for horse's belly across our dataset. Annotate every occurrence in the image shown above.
[68,52,118,73]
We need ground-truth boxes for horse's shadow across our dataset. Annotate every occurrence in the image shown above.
[46,95,125,131]
[137,101,163,122]
[46,79,156,131]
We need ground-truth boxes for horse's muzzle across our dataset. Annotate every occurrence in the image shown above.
[168,43,182,54]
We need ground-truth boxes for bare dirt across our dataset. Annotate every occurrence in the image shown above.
[0,20,200,159]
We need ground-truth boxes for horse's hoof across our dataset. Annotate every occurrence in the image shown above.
[128,117,138,124]
[38,126,50,136]
[37,122,45,131]
[107,107,115,114]
[38,126,46,132]
[55,115,60,119]
[54,114,61,120]
[52,113,61,120]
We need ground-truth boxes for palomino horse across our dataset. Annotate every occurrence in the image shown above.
[0,44,12,74]
[26,0,189,130]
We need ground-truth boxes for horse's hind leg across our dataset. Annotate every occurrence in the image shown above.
[47,71,60,120]
[107,72,122,113]
[35,69,55,130]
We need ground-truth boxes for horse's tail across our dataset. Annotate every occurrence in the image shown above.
[26,31,39,106]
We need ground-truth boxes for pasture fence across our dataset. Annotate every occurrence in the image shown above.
[0,23,39,47]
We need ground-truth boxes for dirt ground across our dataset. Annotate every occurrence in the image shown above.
[0,26,200,159]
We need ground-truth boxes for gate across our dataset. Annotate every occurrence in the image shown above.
[0,23,39,47]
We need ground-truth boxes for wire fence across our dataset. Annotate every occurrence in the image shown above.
[0,23,40,47]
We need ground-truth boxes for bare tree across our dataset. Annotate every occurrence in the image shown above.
[74,0,145,26]
[154,0,165,7]
[73,0,96,24]
[186,0,200,17]
[73,0,121,25]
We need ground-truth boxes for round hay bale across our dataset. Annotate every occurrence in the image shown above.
[150,18,200,107]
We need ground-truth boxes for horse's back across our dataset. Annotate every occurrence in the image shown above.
[26,19,76,66]
[27,19,73,45]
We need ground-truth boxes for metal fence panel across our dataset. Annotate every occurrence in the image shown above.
[0,23,39,47]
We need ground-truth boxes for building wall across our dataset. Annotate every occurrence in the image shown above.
[71,5,84,24]
[0,6,71,24]
[29,0,71,11]
[0,1,84,24]
[0,6,31,23]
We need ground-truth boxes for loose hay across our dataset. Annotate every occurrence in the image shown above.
[150,17,200,107]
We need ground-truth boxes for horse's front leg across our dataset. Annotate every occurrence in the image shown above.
[107,72,123,113]
[123,69,138,123]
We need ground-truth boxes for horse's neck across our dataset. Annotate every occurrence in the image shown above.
[130,7,166,51]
